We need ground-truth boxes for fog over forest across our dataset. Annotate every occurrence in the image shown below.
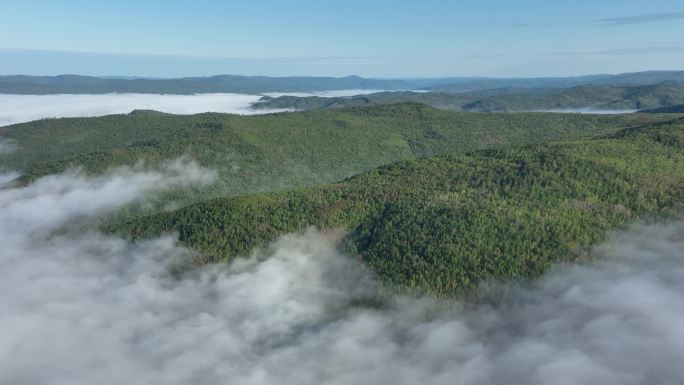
[0,90,392,126]
[0,93,284,126]
[0,165,682,385]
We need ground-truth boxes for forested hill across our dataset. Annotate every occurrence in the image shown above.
[110,118,684,296]
[1,103,673,205]
[253,83,684,112]
[2,101,682,296]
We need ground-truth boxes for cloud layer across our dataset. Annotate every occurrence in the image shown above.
[0,166,682,385]
[534,108,638,114]
[0,93,291,126]
[261,89,394,98]
[0,90,397,127]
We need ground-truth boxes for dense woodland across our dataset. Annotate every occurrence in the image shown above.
[2,104,670,205]
[2,103,682,296]
[109,118,684,295]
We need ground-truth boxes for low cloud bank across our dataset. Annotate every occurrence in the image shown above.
[0,171,20,188]
[0,165,682,385]
[0,90,398,126]
[534,108,638,114]
[0,93,291,126]
[262,89,393,98]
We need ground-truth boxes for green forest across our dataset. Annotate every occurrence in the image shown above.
[2,103,683,296]
[109,118,684,295]
[1,103,671,194]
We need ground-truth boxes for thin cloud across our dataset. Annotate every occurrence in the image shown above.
[508,22,555,28]
[540,45,684,57]
[588,45,684,55]
[0,93,286,127]
[599,12,684,26]
[463,45,684,59]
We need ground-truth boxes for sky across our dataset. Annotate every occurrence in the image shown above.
[1,0,684,77]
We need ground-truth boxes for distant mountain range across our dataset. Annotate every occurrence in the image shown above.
[423,71,684,92]
[1,71,684,95]
[0,74,414,94]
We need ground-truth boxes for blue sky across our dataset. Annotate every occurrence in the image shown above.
[1,0,683,77]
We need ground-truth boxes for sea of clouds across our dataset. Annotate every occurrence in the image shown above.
[534,108,638,114]
[261,89,393,98]
[0,91,637,127]
[0,90,391,127]
[0,93,290,126]
[0,164,682,385]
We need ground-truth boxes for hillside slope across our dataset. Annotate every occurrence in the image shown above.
[2,104,669,204]
[111,118,684,295]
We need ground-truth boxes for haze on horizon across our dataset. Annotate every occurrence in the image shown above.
[1,0,684,78]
